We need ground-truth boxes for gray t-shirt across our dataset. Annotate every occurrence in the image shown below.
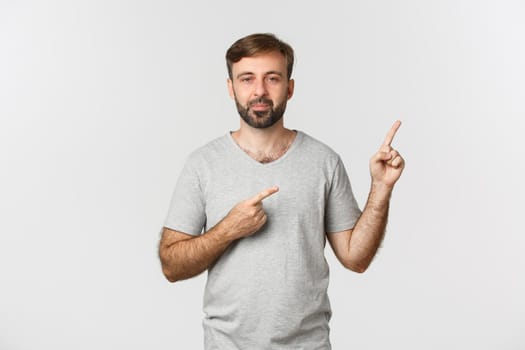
[165,131,362,350]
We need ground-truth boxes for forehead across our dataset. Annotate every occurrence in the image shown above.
[231,51,287,76]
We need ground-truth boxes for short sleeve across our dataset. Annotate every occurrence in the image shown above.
[325,158,362,233]
[164,156,206,235]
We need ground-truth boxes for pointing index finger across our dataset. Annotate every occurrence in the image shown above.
[250,186,279,204]
[383,120,402,147]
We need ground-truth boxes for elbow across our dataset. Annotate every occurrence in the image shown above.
[341,258,370,274]
[348,264,368,274]
[162,267,176,283]
[161,265,181,283]
[339,248,376,273]
[159,245,182,283]
[345,263,368,274]
[159,253,181,283]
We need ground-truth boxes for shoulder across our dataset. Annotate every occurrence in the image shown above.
[295,131,342,165]
[185,134,231,165]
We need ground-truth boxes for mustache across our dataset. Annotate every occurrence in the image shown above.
[249,97,273,107]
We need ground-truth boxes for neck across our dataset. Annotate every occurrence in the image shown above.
[231,120,296,163]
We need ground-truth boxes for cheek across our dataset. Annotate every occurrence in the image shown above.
[233,86,251,100]
[275,89,290,104]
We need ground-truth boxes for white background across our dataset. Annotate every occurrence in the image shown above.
[1,1,524,349]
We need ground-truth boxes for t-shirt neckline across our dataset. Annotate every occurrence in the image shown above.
[226,130,304,167]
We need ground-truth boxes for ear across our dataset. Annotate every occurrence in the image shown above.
[287,79,295,100]
[227,78,234,99]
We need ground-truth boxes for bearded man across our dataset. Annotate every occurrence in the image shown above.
[159,33,405,350]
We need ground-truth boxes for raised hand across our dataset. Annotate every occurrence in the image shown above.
[369,120,405,188]
[222,186,279,240]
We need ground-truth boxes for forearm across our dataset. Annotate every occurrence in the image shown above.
[332,120,403,272]
[159,186,278,282]
[159,221,235,282]
[348,183,392,271]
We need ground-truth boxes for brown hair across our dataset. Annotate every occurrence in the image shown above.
[226,33,295,80]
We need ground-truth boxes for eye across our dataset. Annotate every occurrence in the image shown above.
[239,76,253,83]
[266,75,282,84]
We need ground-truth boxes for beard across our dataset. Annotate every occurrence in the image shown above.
[235,96,287,129]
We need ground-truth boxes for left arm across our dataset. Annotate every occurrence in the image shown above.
[327,120,405,273]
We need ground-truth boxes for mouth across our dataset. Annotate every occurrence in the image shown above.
[251,103,271,112]
[249,98,273,113]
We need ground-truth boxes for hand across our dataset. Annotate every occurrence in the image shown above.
[222,186,279,240]
[369,120,405,188]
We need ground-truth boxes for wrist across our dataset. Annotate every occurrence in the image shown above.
[370,181,394,196]
[211,218,239,244]
[368,182,393,208]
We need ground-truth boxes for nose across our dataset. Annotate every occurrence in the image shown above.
[253,78,268,97]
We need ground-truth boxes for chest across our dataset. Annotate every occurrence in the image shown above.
[202,160,332,230]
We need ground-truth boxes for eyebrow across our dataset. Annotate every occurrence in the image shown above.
[235,71,284,79]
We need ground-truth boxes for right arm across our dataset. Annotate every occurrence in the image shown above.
[159,186,279,282]
[159,225,235,283]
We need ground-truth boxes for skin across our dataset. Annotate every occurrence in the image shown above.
[159,187,279,282]
[227,51,297,156]
[229,51,292,130]
[159,51,405,282]
[327,120,404,272]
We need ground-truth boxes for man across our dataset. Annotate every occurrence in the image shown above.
[159,33,404,349]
